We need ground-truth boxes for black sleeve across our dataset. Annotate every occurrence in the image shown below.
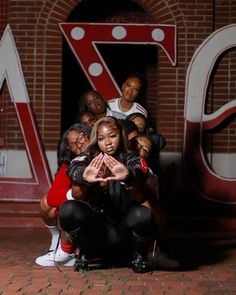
[124,153,149,185]
[67,154,90,185]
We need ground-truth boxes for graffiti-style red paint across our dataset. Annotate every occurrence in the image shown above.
[60,23,176,100]
[0,25,52,200]
[184,24,236,204]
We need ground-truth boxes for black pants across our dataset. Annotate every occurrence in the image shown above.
[58,200,156,258]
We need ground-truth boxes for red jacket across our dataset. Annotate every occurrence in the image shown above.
[47,163,71,207]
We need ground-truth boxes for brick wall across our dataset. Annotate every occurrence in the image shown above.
[0,0,235,156]
[0,0,8,147]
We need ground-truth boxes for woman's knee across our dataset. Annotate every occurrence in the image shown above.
[39,193,56,225]
[125,205,156,236]
[59,200,77,216]
[129,205,154,223]
[58,200,92,231]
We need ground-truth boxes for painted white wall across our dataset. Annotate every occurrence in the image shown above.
[0,149,58,179]
[207,153,236,178]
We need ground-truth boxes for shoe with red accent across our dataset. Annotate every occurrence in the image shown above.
[35,245,75,267]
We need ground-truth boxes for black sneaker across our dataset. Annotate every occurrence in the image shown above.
[131,250,149,273]
[147,251,180,270]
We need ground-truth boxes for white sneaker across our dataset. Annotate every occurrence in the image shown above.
[35,245,75,267]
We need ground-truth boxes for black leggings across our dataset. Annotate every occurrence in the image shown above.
[58,200,156,255]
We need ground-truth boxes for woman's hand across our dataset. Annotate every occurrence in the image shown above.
[83,153,105,183]
[83,153,129,183]
[103,153,129,181]
[135,136,152,159]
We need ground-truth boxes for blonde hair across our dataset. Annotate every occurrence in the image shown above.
[85,116,130,155]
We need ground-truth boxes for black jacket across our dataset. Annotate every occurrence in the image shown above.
[67,152,148,225]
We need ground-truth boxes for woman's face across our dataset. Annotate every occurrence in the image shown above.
[67,130,89,155]
[97,124,120,155]
[84,91,106,114]
[79,112,97,128]
[132,116,146,133]
[121,77,141,103]
[127,129,139,140]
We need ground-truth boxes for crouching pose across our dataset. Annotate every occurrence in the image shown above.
[58,117,177,273]
[35,123,91,267]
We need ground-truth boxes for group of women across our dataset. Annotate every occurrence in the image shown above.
[35,73,179,273]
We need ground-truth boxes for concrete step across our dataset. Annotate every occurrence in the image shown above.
[0,201,43,228]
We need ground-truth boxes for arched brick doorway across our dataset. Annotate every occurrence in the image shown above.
[61,0,157,134]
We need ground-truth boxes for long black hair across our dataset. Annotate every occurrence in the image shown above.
[57,123,91,167]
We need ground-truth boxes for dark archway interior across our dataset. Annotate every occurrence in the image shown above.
[61,0,157,134]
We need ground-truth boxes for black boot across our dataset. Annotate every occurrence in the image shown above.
[131,231,154,273]
[65,227,94,271]
[74,253,88,271]
[131,250,149,273]
[66,228,106,271]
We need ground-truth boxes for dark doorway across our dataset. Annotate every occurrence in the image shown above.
[61,0,157,134]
